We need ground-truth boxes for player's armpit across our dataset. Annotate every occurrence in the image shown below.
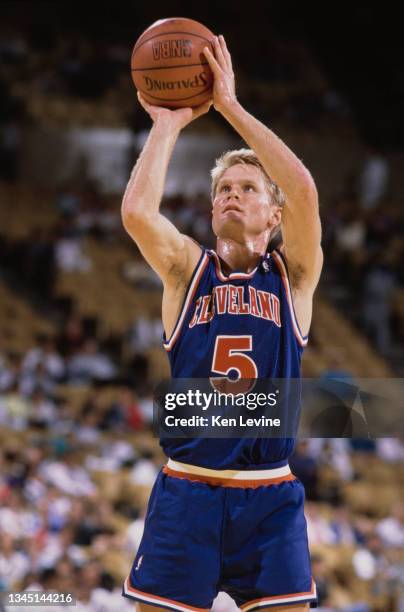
[286,245,323,294]
[274,244,322,338]
[122,210,202,287]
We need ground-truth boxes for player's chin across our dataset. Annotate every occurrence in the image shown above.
[213,219,243,239]
[215,215,245,232]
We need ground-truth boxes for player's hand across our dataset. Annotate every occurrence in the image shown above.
[137,92,212,133]
[203,36,236,114]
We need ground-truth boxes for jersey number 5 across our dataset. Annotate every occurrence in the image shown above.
[211,335,257,393]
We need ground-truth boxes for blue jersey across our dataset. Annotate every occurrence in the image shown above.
[161,248,308,469]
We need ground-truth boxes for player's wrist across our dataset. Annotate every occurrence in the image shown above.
[216,96,242,118]
[153,116,182,138]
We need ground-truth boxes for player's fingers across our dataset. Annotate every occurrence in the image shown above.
[137,93,161,122]
[213,36,227,70]
[203,45,221,76]
[219,35,233,71]
[137,91,150,111]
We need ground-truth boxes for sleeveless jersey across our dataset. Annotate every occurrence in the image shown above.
[161,248,308,470]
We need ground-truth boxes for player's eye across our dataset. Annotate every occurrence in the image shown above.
[220,185,231,192]
[244,184,255,192]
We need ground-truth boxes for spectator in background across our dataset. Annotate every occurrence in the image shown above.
[58,310,87,356]
[0,449,9,498]
[75,410,102,445]
[67,339,117,384]
[74,188,121,242]
[38,447,97,497]
[319,439,354,483]
[2,382,31,429]
[22,335,65,383]
[305,502,337,545]
[121,257,161,290]
[55,183,81,217]
[55,218,91,273]
[289,440,319,499]
[362,251,397,354]
[365,201,396,252]
[85,436,137,472]
[0,533,30,590]
[98,396,125,431]
[126,508,146,559]
[20,362,56,397]
[137,390,154,426]
[376,502,404,548]
[125,351,150,392]
[128,316,163,353]
[334,206,366,289]
[352,533,385,581]
[376,437,404,462]
[0,352,21,392]
[310,554,331,608]
[76,560,103,607]
[129,449,159,487]
[335,208,366,256]
[0,489,35,539]
[28,388,57,429]
[53,556,76,592]
[330,505,357,545]
[358,146,389,210]
[109,387,144,431]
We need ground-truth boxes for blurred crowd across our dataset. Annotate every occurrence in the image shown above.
[0,432,159,610]
[1,409,403,610]
[322,147,404,359]
[0,10,349,186]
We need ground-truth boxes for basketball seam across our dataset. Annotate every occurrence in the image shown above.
[137,85,212,103]
[132,62,210,72]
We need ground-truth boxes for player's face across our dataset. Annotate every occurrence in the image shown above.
[212,164,280,240]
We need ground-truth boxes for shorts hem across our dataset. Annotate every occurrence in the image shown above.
[239,579,317,610]
[122,576,210,612]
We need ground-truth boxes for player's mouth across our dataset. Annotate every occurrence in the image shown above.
[223,203,243,214]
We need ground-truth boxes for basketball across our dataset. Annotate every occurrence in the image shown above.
[131,17,215,109]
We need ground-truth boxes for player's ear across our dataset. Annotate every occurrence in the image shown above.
[268,206,282,228]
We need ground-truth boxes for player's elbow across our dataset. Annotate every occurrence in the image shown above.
[299,172,319,208]
[121,207,143,239]
[285,171,318,212]
[121,201,135,231]
[121,200,155,234]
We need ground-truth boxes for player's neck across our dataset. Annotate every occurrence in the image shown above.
[215,238,266,273]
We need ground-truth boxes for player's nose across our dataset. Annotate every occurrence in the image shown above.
[226,187,240,199]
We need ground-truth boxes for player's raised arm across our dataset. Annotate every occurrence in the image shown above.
[203,36,323,292]
[121,93,211,286]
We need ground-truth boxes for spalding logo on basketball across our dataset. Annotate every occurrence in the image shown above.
[131,17,215,108]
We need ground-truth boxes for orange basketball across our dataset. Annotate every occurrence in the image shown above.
[131,17,215,109]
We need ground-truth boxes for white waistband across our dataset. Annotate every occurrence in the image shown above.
[166,459,291,480]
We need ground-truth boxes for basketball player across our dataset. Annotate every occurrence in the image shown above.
[122,36,322,611]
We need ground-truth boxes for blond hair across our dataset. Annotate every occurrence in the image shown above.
[210,148,285,208]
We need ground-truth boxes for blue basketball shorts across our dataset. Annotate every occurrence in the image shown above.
[123,460,317,611]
